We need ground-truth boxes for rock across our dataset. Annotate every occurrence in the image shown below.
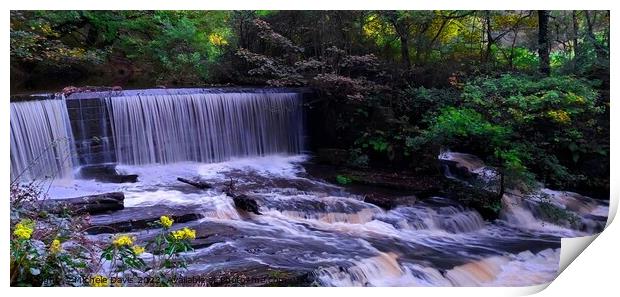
[339,170,442,195]
[42,192,124,215]
[437,151,503,220]
[88,205,204,234]
[440,178,500,220]
[226,191,261,215]
[438,151,500,192]
[79,164,138,183]
[501,189,607,233]
[184,263,313,287]
[363,194,417,210]
[131,220,242,250]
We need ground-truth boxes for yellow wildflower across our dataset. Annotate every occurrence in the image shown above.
[13,220,34,240]
[49,239,62,254]
[112,235,134,247]
[160,215,174,228]
[171,227,197,240]
[90,275,109,287]
[132,245,145,255]
[547,110,571,124]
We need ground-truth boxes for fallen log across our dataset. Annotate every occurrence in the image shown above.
[41,192,124,215]
[225,191,261,215]
[177,177,212,189]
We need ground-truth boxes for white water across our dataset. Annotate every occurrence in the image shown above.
[105,93,304,165]
[43,154,608,287]
[10,99,76,182]
[12,93,608,287]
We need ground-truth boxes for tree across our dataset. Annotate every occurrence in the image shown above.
[537,10,550,75]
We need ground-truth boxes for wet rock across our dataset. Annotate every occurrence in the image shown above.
[88,205,203,234]
[502,189,608,233]
[42,192,124,215]
[132,220,242,250]
[190,264,313,287]
[438,151,500,192]
[227,192,261,215]
[363,194,417,210]
[335,169,442,195]
[79,164,138,183]
[437,151,503,220]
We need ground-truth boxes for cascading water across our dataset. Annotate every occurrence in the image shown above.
[30,90,607,287]
[105,92,304,165]
[47,154,608,287]
[10,99,76,182]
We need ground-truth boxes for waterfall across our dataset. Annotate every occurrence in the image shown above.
[10,99,76,182]
[105,92,304,165]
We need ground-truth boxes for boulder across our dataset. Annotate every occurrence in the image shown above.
[88,205,203,234]
[79,164,138,183]
[225,191,261,215]
[42,192,124,215]
[438,151,500,192]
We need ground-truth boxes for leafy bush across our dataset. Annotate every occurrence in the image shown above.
[419,73,606,190]
[10,184,96,286]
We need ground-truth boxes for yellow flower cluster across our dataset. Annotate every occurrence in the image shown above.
[209,33,228,46]
[90,275,109,287]
[49,239,62,254]
[171,227,196,240]
[547,110,571,124]
[132,245,145,255]
[112,235,134,247]
[160,215,174,228]
[13,220,34,240]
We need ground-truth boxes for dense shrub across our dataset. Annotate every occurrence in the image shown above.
[418,74,607,191]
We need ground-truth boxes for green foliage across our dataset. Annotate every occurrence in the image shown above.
[336,175,353,185]
[10,184,197,287]
[10,184,95,287]
[421,73,606,190]
[100,216,196,286]
[424,107,510,147]
[10,11,233,86]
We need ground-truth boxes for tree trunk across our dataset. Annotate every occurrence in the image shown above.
[485,11,494,63]
[177,177,212,189]
[537,10,551,75]
[399,34,411,70]
[584,11,607,61]
[572,11,580,69]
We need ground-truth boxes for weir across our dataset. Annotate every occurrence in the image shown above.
[106,92,303,165]
[10,88,309,181]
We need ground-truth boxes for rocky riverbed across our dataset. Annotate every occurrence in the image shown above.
[46,154,609,287]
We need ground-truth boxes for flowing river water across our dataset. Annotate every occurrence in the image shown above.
[10,93,609,286]
[45,155,607,286]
